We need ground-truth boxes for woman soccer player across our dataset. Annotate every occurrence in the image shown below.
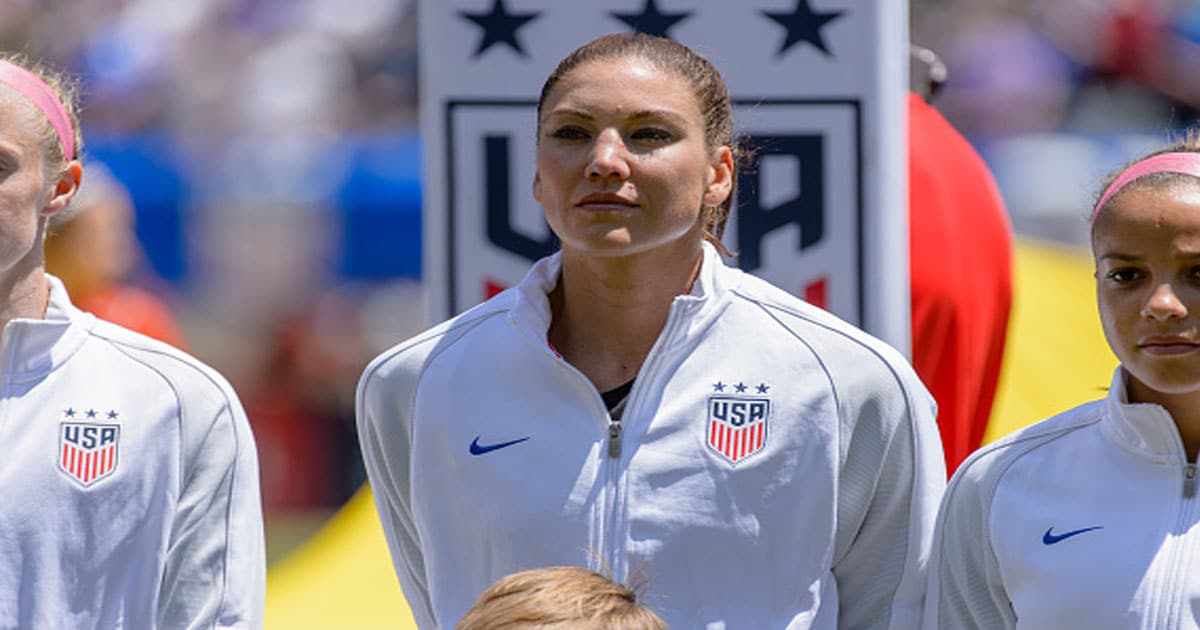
[0,53,265,628]
[359,32,944,629]
[924,138,1200,628]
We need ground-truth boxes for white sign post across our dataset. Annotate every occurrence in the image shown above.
[419,0,910,354]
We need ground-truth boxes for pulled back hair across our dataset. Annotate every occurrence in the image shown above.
[538,33,741,256]
[455,566,667,630]
[1091,130,1200,228]
[0,51,83,174]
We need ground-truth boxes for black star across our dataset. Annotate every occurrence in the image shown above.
[460,0,541,58]
[85,409,97,419]
[611,0,692,39]
[735,382,748,393]
[757,383,770,394]
[107,410,119,420]
[762,0,846,57]
[713,381,726,392]
[64,408,75,418]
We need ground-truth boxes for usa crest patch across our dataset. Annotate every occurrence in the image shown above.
[706,381,771,465]
[58,421,120,487]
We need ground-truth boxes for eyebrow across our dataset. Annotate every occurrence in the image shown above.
[0,141,20,166]
[1097,251,1200,262]
[541,107,689,125]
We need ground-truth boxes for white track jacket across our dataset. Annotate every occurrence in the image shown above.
[0,276,265,629]
[358,243,945,629]
[924,368,1200,629]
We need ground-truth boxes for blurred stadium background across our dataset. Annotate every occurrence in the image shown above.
[5,0,1198,625]
[5,0,426,562]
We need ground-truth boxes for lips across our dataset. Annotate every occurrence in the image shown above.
[1138,336,1200,355]
[575,193,638,210]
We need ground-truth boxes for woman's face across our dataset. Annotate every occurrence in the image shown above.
[1094,181,1200,398]
[0,85,57,273]
[533,57,732,259]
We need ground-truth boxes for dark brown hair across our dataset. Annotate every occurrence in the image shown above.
[537,33,741,255]
[455,566,667,630]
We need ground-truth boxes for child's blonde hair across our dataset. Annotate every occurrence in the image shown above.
[456,566,667,630]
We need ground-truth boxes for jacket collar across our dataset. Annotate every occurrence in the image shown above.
[1102,367,1191,464]
[1,275,92,381]
[506,241,741,353]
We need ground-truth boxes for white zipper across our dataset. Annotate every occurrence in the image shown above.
[607,421,622,458]
[1154,457,1200,627]
[1184,463,1196,499]
[536,330,621,577]
[600,300,687,579]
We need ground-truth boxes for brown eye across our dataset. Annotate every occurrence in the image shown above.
[631,127,672,142]
[1106,268,1142,283]
[550,126,589,141]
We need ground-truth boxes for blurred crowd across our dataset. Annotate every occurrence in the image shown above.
[7,0,1200,557]
[1,0,419,135]
[3,0,425,557]
[914,0,1200,244]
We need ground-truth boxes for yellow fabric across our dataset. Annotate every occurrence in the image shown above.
[264,487,417,628]
[263,238,1116,629]
[986,239,1117,442]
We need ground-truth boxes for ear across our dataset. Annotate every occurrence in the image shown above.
[532,171,543,205]
[702,146,734,207]
[42,160,82,218]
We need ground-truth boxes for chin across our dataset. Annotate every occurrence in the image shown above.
[561,231,640,256]
[1145,379,1200,396]
[1127,364,1200,397]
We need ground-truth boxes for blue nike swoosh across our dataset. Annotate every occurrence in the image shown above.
[469,436,530,456]
[1042,525,1103,545]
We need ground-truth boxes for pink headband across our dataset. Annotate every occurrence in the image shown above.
[0,60,75,160]
[1093,152,1200,221]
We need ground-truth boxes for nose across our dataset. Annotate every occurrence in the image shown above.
[1142,282,1189,321]
[586,130,631,182]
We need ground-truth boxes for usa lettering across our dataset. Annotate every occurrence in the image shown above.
[735,133,826,272]
[711,400,768,427]
[63,425,118,450]
[484,134,556,263]
[708,396,771,465]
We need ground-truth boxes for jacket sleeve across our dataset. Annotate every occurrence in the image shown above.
[356,358,438,629]
[157,388,266,629]
[832,366,945,630]
[921,454,1016,629]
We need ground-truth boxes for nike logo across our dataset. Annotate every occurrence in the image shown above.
[469,436,530,456]
[1042,526,1103,545]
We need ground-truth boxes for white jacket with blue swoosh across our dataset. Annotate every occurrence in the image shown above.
[0,276,265,629]
[358,242,945,629]
[923,368,1200,629]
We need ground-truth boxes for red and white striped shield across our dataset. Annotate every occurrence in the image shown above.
[706,396,770,465]
[58,423,120,487]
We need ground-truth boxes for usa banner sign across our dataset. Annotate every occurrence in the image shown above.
[420,0,910,353]
[59,423,119,487]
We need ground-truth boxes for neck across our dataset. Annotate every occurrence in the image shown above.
[1127,374,1200,462]
[549,239,703,392]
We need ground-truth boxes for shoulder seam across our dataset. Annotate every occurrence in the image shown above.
[740,289,917,396]
[359,308,510,506]
[87,329,233,420]
[943,413,1103,592]
[360,308,509,387]
[960,412,1102,472]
